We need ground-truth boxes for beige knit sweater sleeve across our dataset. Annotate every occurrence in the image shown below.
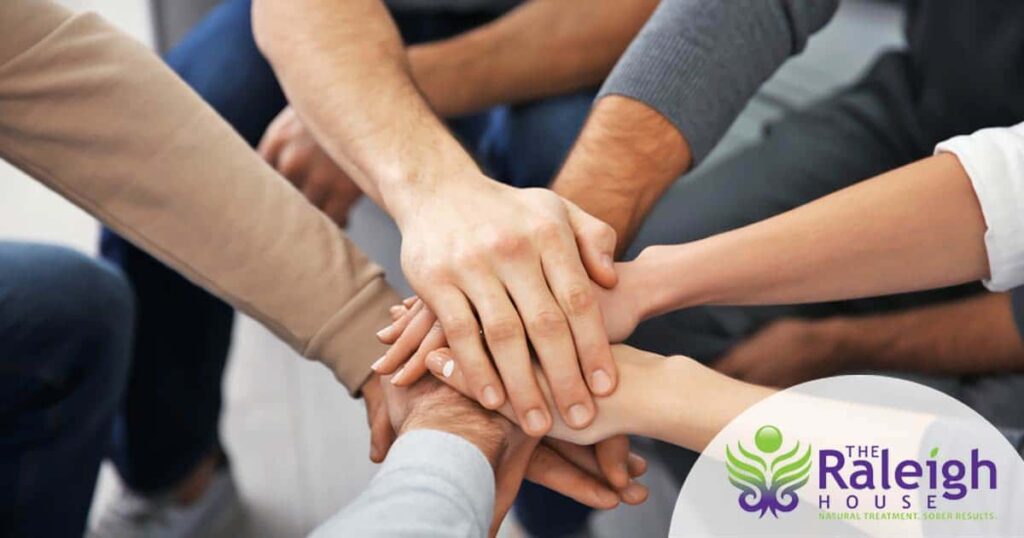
[0,0,399,394]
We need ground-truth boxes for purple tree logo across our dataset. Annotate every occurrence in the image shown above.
[726,425,813,518]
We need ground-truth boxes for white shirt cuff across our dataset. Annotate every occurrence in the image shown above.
[935,122,1024,291]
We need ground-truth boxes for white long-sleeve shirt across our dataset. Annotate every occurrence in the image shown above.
[936,122,1024,291]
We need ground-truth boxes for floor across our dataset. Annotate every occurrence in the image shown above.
[0,1,902,536]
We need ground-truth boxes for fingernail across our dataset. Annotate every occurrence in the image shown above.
[568,404,592,428]
[591,369,613,394]
[597,488,619,508]
[390,366,405,385]
[628,453,648,476]
[389,305,406,317]
[442,360,455,378]
[525,409,548,434]
[376,324,394,340]
[481,385,501,408]
[623,482,648,504]
[371,355,386,372]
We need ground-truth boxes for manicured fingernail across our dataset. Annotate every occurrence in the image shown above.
[442,360,455,378]
[591,369,613,394]
[390,366,405,385]
[376,324,394,340]
[568,404,592,428]
[371,355,386,372]
[525,409,548,434]
[389,305,406,317]
[481,385,501,408]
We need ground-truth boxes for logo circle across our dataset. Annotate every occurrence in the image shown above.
[754,425,782,453]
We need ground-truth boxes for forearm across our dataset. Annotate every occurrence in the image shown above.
[552,96,691,252]
[634,154,990,317]
[0,0,397,393]
[409,0,657,118]
[608,349,773,451]
[312,430,495,538]
[252,0,478,217]
[826,293,1024,375]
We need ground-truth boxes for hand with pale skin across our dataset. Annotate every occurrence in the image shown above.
[381,375,647,535]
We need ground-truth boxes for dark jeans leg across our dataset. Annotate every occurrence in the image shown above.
[0,243,133,537]
[99,0,286,493]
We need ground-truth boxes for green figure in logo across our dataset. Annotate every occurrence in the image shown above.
[726,425,812,518]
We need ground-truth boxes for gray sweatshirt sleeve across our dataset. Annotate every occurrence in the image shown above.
[310,429,495,537]
[599,0,839,164]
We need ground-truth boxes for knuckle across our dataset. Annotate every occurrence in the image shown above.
[532,219,564,243]
[488,231,529,258]
[483,316,523,343]
[441,315,478,340]
[561,285,595,317]
[452,247,486,271]
[527,309,568,337]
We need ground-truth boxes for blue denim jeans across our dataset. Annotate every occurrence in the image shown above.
[99,0,594,534]
[0,242,134,537]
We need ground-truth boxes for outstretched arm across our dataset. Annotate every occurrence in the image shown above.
[253,0,621,437]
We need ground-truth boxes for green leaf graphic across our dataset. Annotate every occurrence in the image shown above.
[930,447,939,459]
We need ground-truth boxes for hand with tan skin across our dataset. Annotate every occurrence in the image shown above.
[381,375,647,535]
[373,300,646,493]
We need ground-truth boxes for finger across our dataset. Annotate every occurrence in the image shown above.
[538,228,618,399]
[390,319,446,386]
[257,114,288,165]
[375,307,435,376]
[563,200,617,288]
[628,453,648,477]
[322,195,352,228]
[376,299,424,344]
[500,260,594,430]
[369,405,394,463]
[525,444,620,510]
[426,287,507,412]
[389,304,407,321]
[459,275,550,437]
[425,348,522,422]
[595,435,631,489]
[543,439,648,505]
[620,480,649,505]
[402,296,418,308]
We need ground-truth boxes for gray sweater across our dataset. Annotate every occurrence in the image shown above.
[599,0,839,164]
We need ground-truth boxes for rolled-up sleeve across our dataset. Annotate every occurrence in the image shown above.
[935,123,1024,291]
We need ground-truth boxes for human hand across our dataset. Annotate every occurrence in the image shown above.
[358,374,395,463]
[420,344,668,446]
[713,318,851,387]
[374,261,646,391]
[258,107,363,226]
[390,178,619,436]
[381,375,646,534]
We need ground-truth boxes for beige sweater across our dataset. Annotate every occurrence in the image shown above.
[0,0,399,394]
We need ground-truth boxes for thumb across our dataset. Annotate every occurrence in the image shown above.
[563,200,618,288]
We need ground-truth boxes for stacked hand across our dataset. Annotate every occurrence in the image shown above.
[383,373,647,535]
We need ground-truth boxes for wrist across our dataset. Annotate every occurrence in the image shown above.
[408,36,493,118]
[812,317,866,372]
[401,407,509,469]
[378,150,485,226]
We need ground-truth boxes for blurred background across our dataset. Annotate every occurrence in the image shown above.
[0,0,904,536]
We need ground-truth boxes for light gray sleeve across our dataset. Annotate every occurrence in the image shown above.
[310,429,495,537]
[598,0,839,164]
